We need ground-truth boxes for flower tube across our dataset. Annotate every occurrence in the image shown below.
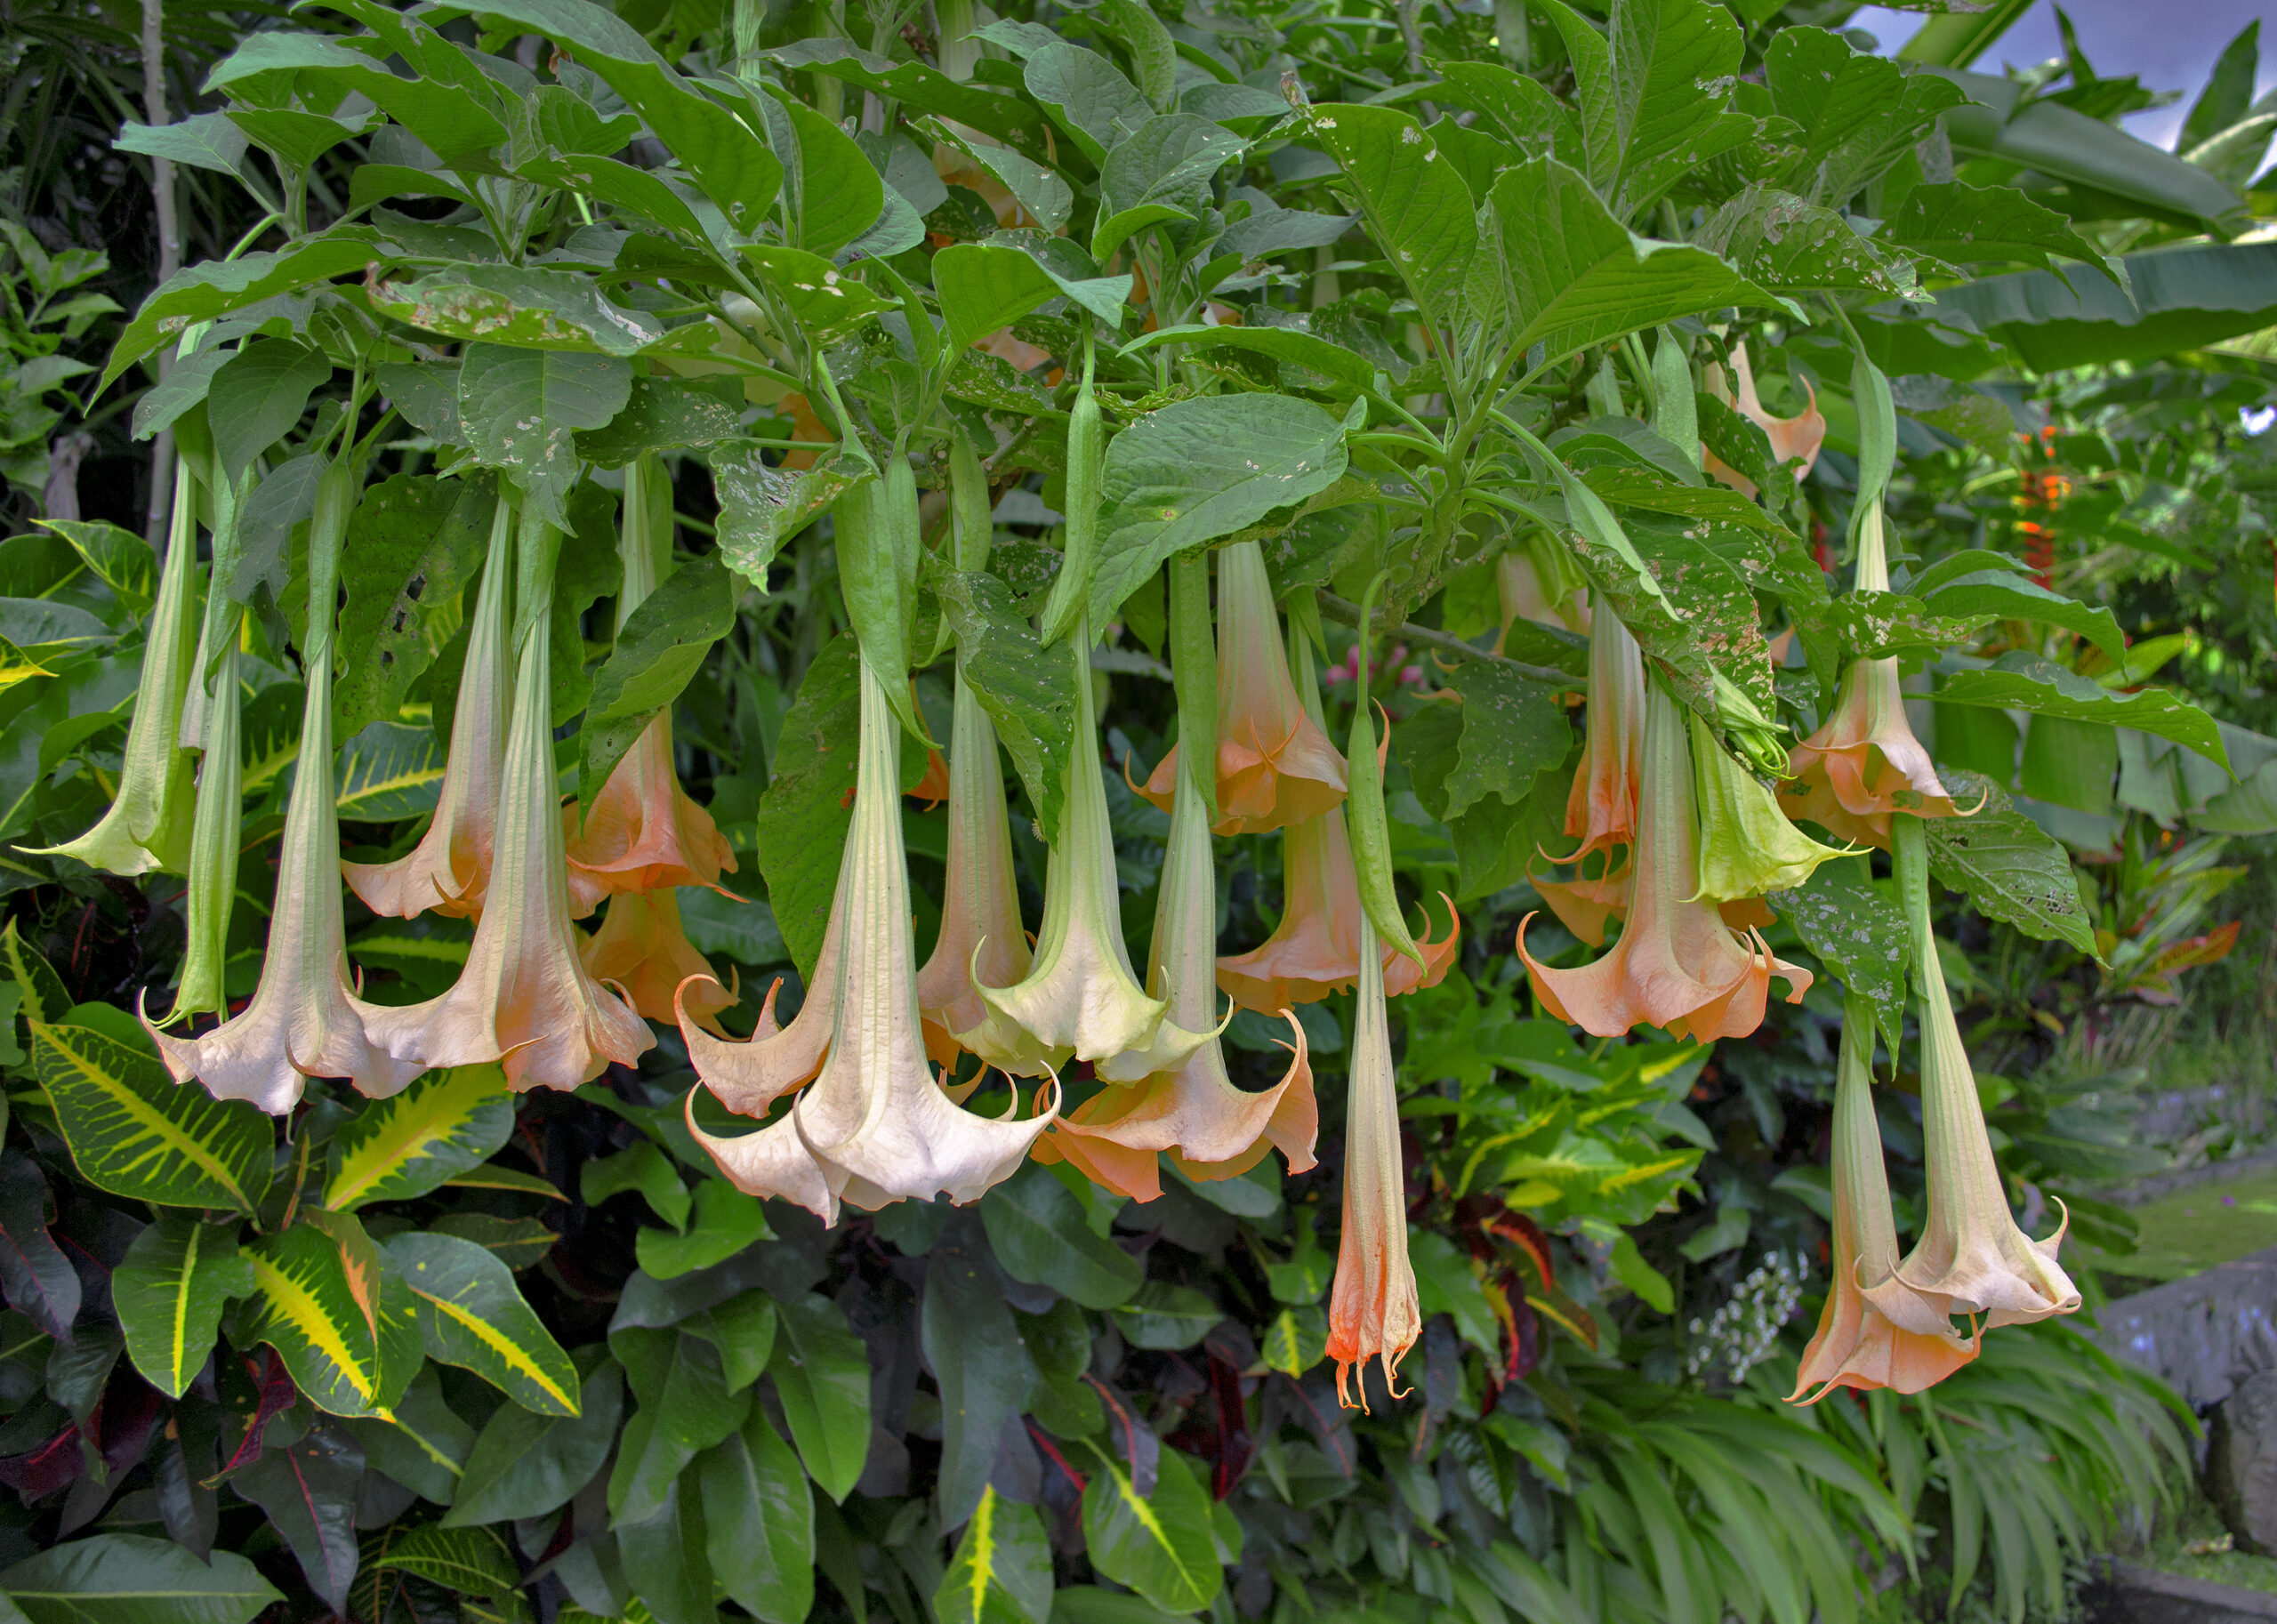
[1138,540,1347,836]
[580,888,734,1033]
[343,494,515,920]
[1325,912,1420,1411]
[147,453,422,1111]
[1789,993,1977,1403]
[165,625,241,1027]
[1532,596,1645,946]
[363,508,653,1092]
[1686,708,1854,905]
[915,672,1032,1066]
[1518,681,1812,1042]
[688,655,1055,1223]
[1495,534,1589,642]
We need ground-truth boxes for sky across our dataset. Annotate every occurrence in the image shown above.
[1847,0,2277,151]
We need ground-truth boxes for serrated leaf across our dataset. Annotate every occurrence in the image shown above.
[31,1020,273,1213]
[326,1065,514,1211]
[115,1218,254,1400]
[1763,26,1968,208]
[386,1232,580,1417]
[1697,185,1919,297]
[1923,772,2098,956]
[1882,181,2120,279]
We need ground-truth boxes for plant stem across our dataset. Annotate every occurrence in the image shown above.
[1316,592,1579,688]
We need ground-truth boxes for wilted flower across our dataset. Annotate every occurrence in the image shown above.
[1326,914,1421,1411]
[1532,597,1644,945]
[1050,736,1317,1202]
[1519,681,1812,1042]
[345,499,514,921]
[687,655,1054,1223]
[963,630,1210,1081]
[149,457,422,1112]
[1703,342,1826,497]
[1790,994,1978,1403]
[1687,708,1854,904]
[35,460,199,876]
[364,518,653,1092]
[1138,541,1347,836]
[580,888,735,1034]
[915,676,1032,1067]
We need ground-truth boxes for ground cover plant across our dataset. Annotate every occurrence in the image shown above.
[0,0,2269,1619]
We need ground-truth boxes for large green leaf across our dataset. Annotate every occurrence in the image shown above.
[388,1232,580,1417]
[0,1536,281,1624]
[768,1290,871,1506]
[1933,654,2225,768]
[1923,772,2098,956]
[457,344,632,532]
[616,1475,713,1624]
[442,1358,625,1526]
[576,554,740,812]
[368,263,665,356]
[1299,101,1476,330]
[924,1227,1040,1528]
[206,30,505,159]
[325,1065,513,1211]
[1767,856,1909,1056]
[358,1524,525,1620]
[937,1485,1054,1624]
[1081,1447,1222,1613]
[114,1217,254,1400]
[936,570,1076,837]
[1565,0,1756,219]
[768,37,1043,149]
[207,339,332,482]
[334,472,496,738]
[1760,26,1968,208]
[37,521,154,620]
[609,1329,752,1524]
[100,229,389,392]
[231,1422,363,1613]
[980,1161,1144,1308]
[1931,242,2277,372]
[1093,114,1246,261]
[30,1020,272,1214]
[697,1408,816,1624]
[344,1363,474,1507]
[1881,181,2120,279]
[1087,394,1349,628]
[753,633,861,980]
[710,445,865,589]
[1695,187,1917,297]
[933,242,1130,358]
[332,720,447,822]
[1023,43,1152,165]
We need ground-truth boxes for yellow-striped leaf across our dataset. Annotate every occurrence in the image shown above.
[3,921,70,1025]
[245,1216,420,1417]
[30,1020,272,1214]
[439,1164,566,1202]
[115,1217,254,1400]
[936,1485,1053,1624]
[324,1065,512,1211]
[334,719,447,820]
[1080,1448,1222,1613]
[385,1232,579,1418]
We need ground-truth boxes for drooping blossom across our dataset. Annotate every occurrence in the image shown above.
[1325,912,1421,1411]
[1495,539,1589,642]
[344,496,514,920]
[149,456,422,1111]
[1138,541,1347,836]
[676,886,844,1118]
[166,623,242,1027]
[363,515,654,1092]
[1702,342,1826,497]
[580,888,735,1034]
[914,675,1032,1066]
[1790,993,1978,1403]
[1531,596,1645,945]
[962,628,1209,1082]
[1518,680,1812,1042]
[685,655,1055,1223]
[1686,708,1854,904]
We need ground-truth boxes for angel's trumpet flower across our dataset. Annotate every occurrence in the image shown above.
[564,460,735,912]
[1518,682,1811,1042]
[1217,616,1456,1011]
[1790,993,1978,1403]
[148,454,422,1111]
[165,625,241,1027]
[344,495,514,920]
[34,458,200,876]
[1878,821,2080,1332]
[1050,560,1318,1201]
[1495,535,1589,642]
[915,675,1032,1066]
[1532,596,1645,946]
[1325,914,1421,1411]
[363,511,653,1092]
[687,655,1055,1223]
[1687,709,1854,905]
[1702,342,1825,497]
[1138,541,1347,836]
[580,888,735,1034]
[961,624,1210,1082]
[1780,505,1959,848]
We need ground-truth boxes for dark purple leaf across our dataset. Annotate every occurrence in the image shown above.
[0,1151,79,1339]
[232,1419,365,1612]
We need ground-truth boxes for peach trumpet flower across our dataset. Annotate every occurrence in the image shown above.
[579,888,736,1034]
[363,516,654,1092]
[1532,596,1644,946]
[344,494,514,921]
[1048,728,1318,1202]
[1495,537,1589,642]
[1702,342,1825,497]
[685,655,1055,1224]
[961,626,1210,1082]
[914,673,1032,1067]
[148,455,422,1112]
[1790,993,1978,1403]
[1518,681,1812,1043]
[1325,913,1421,1411]
[1137,540,1347,836]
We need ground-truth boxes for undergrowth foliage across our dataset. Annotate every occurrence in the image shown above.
[0,0,2264,1619]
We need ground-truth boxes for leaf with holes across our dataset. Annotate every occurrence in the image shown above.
[325,1065,513,1211]
[31,1021,272,1214]
[711,445,865,588]
[115,1218,255,1400]
[1924,773,2098,956]
[386,1232,579,1417]
[334,472,497,738]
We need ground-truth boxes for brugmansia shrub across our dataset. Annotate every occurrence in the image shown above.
[0,0,2256,1616]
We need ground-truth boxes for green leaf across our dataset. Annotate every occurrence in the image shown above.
[100,229,388,393]
[578,376,744,468]
[609,1330,752,1524]
[635,1179,773,1280]
[344,1362,473,1507]
[1930,241,2277,371]
[1087,393,1349,629]
[1907,552,2127,663]
[1762,27,1969,208]
[710,445,865,589]
[582,1140,690,1231]
[116,113,258,185]
[1299,102,1476,330]
[551,482,624,725]
[1120,323,1379,392]
[1695,186,1919,297]
[324,1065,512,1212]
[680,1287,777,1392]
[697,1408,816,1624]
[457,344,632,533]
[1922,772,2098,956]
[1933,654,2225,768]
[577,554,739,812]
[937,1485,1054,1624]
[1110,1282,1219,1349]
[1093,114,1246,261]
[1434,60,1580,164]
[1585,0,1757,220]
[368,263,665,355]
[31,1020,273,1214]
[1097,0,1179,112]
[923,1228,1039,1528]
[753,632,862,980]
[1882,181,2120,278]
[114,1218,253,1400]
[207,339,332,482]
[231,1421,362,1612]
[757,91,881,260]
[925,125,1074,232]
[936,571,1075,837]
[332,720,447,822]
[1486,157,1790,361]
[1260,1306,1327,1377]
[1428,662,1572,824]
[243,1219,394,1416]
[1082,1448,1222,1613]
[206,30,506,160]
[387,1232,581,1417]
[980,1160,1144,1309]
[1023,43,1152,165]
[442,1359,625,1526]
[129,346,229,441]
[433,1212,559,1272]
[38,521,155,620]
[362,1524,525,1614]
[616,1474,713,1624]
[334,472,497,738]
[933,242,1129,359]
[768,1291,871,1506]
[2,921,68,1025]
[0,1535,282,1624]
[769,38,1044,149]
[1767,856,1909,1056]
